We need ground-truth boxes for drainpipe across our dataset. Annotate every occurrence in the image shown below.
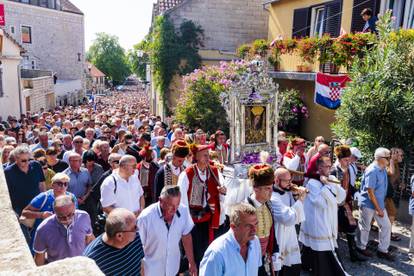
[17,65,23,116]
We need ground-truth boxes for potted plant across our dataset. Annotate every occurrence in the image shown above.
[297,37,318,72]
[237,44,252,59]
[250,39,269,58]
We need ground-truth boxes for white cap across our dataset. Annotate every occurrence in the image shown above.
[374,147,391,160]
[350,147,362,159]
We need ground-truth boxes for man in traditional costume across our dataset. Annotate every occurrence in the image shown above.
[246,164,278,276]
[137,145,159,206]
[271,168,306,276]
[331,145,367,262]
[178,144,226,268]
[283,138,307,186]
[210,130,229,164]
[299,156,348,276]
[154,140,189,199]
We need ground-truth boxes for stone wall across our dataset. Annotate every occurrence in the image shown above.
[167,0,268,52]
[23,76,55,112]
[0,167,103,275]
[4,0,85,81]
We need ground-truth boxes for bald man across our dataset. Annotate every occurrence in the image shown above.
[271,168,305,275]
[306,143,331,175]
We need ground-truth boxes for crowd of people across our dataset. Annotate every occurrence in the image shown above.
[1,88,413,276]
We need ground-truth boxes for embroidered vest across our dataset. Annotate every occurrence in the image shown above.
[164,163,183,187]
[186,164,221,229]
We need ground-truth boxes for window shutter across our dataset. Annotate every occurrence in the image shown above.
[292,8,310,38]
[351,0,381,32]
[324,0,342,37]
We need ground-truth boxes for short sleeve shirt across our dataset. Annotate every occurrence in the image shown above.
[360,163,388,210]
[83,233,144,275]
[5,161,45,215]
[63,167,92,198]
[33,210,92,263]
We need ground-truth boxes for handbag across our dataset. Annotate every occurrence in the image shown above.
[19,192,49,228]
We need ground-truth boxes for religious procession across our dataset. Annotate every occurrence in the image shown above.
[1,0,414,275]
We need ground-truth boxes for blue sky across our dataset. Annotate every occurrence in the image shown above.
[71,0,156,51]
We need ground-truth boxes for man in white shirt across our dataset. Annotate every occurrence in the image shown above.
[100,155,145,217]
[138,185,197,276]
[271,168,306,276]
[200,203,262,276]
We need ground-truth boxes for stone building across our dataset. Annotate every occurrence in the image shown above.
[86,62,106,95]
[150,0,269,118]
[0,29,25,119]
[4,0,85,106]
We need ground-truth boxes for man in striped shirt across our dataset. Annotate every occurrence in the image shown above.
[83,208,144,275]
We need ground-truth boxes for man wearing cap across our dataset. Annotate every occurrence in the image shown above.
[246,164,278,276]
[154,140,189,199]
[137,145,160,205]
[357,147,394,261]
[210,130,229,164]
[177,143,226,268]
[283,138,307,186]
[331,145,367,262]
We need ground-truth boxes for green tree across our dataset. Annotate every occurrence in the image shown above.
[332,12,414,159]
[128,39,150,81]
[87,33,131,85]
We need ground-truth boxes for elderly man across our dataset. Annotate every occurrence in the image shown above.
[200,203,262,275]
[138,185,197,276]
[101,155,145,217]
[5,145,46,216]
[83,208,144,275]
[62,134,73,151]
[63,152,92,207]
[154,140,189,199]
[357,147,394,261]
[306,143,330,176]
[271,168,306,275]
[154,136,166,159]
[300,156,347,275]
[30,132,51,152]
[62,136,86,163]
[33,195,94,265]
[85,128,96,147]
[96,140,111,171]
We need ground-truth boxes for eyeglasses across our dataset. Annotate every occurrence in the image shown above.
[118,225,138,233]
[19,159,29,163]
[74,141,83,144]
[111,160,120,164]
[56,211,75,221]
[53,181,68,187]
[382,156,391,161]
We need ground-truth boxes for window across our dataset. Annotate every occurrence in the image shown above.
[31,60,36,70]
[311,6,326,37]
[10,26,15,34]
[21,26,32,44]
[381,0,414,29]
[39,0,48,7]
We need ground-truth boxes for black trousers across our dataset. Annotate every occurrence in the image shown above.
[191,221,210,269]
[301,245,346,276]
[276,264,301,276]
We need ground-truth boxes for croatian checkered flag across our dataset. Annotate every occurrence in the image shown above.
[314,73,351,109]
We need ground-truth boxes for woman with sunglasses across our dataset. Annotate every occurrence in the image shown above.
[36,157,56,190]
[21,173,78,253]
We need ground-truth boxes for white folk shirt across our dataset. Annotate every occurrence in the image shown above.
[100,170,144,213]
[137,202,194,276]
[200,229,262,276]
[299,177,346,251]
[271,189,305,271]
[177,166,226,225]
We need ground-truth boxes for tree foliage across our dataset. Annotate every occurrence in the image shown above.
[332,12,414,159]
[128,39,150,81]
[87,33,131,85]
[137,16,204,114]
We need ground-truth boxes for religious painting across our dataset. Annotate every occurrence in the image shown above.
[245,105,267,144]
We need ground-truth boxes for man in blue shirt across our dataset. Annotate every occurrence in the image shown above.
[361,8,378,34]
[200,203,262,276]
[357,147,394,261]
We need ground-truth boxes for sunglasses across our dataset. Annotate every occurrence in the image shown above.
[74,141,83,144]
[54,181,68,187]
[111,160,120,164]
[19,159,29,163]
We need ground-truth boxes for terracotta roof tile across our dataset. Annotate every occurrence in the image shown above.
[86,62,106,78]
[153,0,183,17]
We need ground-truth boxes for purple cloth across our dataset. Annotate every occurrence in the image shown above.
[33,210,92,263]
